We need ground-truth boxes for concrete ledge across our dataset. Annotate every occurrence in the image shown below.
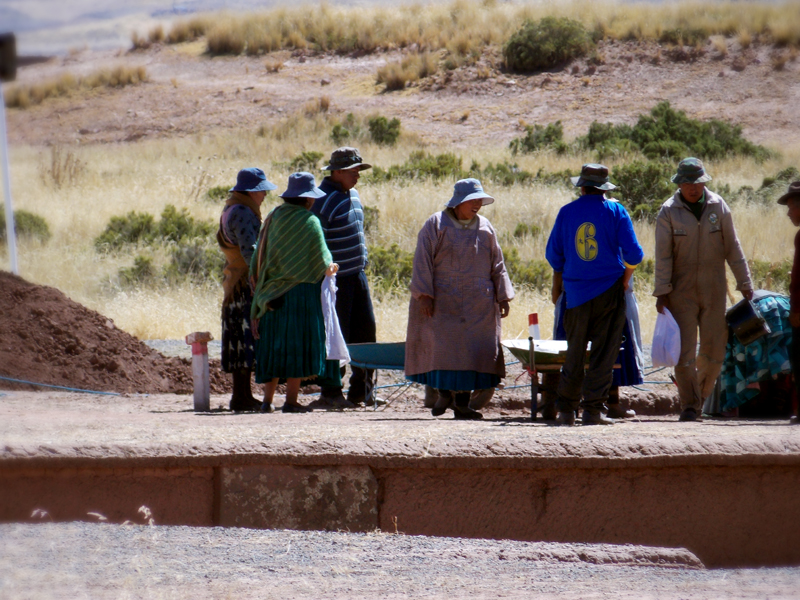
[1,392,799,568]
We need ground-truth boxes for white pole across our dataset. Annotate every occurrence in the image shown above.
[0,79,18,275]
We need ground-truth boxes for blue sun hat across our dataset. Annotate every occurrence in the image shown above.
[230,167,277,193]
[446,178,495,208]
[279,172,326,199]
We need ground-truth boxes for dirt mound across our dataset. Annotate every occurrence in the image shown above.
[0,271,229,394]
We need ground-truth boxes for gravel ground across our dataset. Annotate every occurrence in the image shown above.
[2,523,800,600]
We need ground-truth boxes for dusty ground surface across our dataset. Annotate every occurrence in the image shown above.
[2,523,800,600]
[6,38,800,148]
[1,390,795,464]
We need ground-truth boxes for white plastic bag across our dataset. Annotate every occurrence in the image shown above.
[321,274,350,365]
[651,308,681,368]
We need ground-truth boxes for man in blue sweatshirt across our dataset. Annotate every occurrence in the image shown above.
[545,164,644,425]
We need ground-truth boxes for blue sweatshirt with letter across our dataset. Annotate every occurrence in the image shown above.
[545,195,644,308]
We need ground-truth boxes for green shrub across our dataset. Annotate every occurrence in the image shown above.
[581,101,772,161]
[509,121,567,155]
[289,150,324,172]
[157,205,213,243]
[369,151,466,183]
[0,210,52,243]
[164,241,224,283]
[481,162,535,186]
[368,116,401,146]
[367,243,414,291]
[503,17,594,72]
[610,161,674,220]
[330,113,364,146]
[94,211,156,251]
[503,248,552,291]
[118,255,156,287]
[206,185,229,202]
[362,205,379,239]
[748,259,791,293]
[513,222,542,238]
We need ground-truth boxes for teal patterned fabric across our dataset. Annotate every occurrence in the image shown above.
[721,294,792,410]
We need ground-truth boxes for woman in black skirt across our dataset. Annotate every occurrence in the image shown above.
[217,167,276,411]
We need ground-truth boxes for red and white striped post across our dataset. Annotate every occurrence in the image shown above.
[185,331,213,412]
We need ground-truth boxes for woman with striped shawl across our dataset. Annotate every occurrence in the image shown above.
[250,172,341,413]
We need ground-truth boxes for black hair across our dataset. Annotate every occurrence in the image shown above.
[582,186,606,196]
[283,197,308,207]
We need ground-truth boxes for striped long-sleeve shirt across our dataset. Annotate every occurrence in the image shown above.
[311,177,368,276]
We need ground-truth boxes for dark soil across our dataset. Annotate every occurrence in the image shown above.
[0,270,229,394]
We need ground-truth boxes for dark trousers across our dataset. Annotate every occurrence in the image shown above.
[792,326,800,415]
[321,270,377,399]
[557,277,627,415]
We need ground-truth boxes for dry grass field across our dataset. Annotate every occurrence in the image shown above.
[3,0,800,346]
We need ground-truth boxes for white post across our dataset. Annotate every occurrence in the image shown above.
[185,331,213,412]
[0,80,18,275]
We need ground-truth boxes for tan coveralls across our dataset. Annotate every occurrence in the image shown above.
[654,189,752,410]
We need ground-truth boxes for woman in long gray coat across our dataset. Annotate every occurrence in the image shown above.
[405,179,514,420]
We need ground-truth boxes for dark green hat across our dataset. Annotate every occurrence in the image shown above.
[570,163,616,191]
[672,157,712,184]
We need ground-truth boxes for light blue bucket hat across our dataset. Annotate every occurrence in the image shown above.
[279,172,326,199]
[230,167,277,193]
[446,178,495,208]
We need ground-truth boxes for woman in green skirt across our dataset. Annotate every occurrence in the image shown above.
[250,172,340,413]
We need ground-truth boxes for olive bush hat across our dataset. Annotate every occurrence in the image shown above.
[322,147,372,171]
[279,172,326,199]
[777,181,800,205]
[671,157,712,184]
[230,167,277,192]
[571,163,616,191]
[446,178,495,208]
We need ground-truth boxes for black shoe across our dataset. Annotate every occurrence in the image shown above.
[230,396,262,412]
[282,403,312,413]
[453,405,483,420]
[557,411,576,426]
[431,391,453,417]
[539,401,558,421]
[606,404,635,419]
[260,402,274,413]
[316,392,355,409]
[679,407,699,422]
[582,412,614,425]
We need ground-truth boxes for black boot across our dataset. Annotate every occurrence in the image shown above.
[453,391,483,420]
[230,369,261,412]
[431,389,454,416]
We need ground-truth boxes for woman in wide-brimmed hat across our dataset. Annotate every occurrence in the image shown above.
[217,167,277,412]
[250,172,340,413]
[405,178,515,420]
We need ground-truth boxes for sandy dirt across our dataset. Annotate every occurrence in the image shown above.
[6,38,800,148]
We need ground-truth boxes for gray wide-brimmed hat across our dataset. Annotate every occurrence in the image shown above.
[671,157,712,184]
[446,178,495,208]
[777,181,800,205]
[279,172,326,199]
[571,163,616,191]
[322,147,372,171]
[230,167,277,193]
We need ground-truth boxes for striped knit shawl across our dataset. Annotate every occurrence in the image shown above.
[251,203,332,319]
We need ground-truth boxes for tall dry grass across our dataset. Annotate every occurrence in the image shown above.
[1,112,796,344]
[4,66,148,109]
[157,0,800,57]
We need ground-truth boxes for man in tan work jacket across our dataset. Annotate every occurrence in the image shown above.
[654,158,753,422]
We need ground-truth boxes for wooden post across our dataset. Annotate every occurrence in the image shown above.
[185,332,213,412]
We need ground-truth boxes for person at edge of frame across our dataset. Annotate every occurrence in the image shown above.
[778,180,800,425]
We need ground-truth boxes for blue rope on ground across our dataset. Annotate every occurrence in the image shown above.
[0,375,120,396]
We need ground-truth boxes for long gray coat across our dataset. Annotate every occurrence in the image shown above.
[405,210,514,377]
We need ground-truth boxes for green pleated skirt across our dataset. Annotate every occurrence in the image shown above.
[254,281,342,386]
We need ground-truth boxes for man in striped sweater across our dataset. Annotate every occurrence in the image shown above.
[312,147,377,408]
